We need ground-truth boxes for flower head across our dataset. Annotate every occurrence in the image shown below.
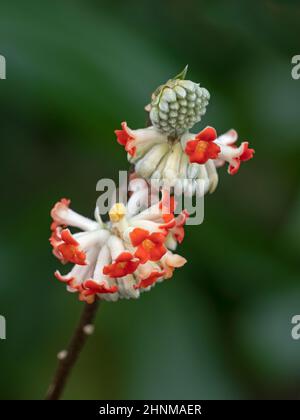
[50,179,187,303]
[115,68,254,196]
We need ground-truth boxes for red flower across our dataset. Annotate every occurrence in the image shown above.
[229,142,255,175]
[56,229,87,266]
[115,122,136,157]
[185,126,220,164]
[134,270,165,289]
[103,251,139,278]
[130,228,167,264]
[162,210,189,244]
[82,280,118,295]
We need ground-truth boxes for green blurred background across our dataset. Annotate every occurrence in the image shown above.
[1,0,300,400]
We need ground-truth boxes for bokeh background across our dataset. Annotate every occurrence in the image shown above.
[1,0,300,400]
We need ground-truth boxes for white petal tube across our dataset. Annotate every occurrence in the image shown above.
[162,142,183,186]
[127,189,150,217]
[117,275,140,299]
[205,159,219,193]
[53,205,99,231]
[92,245,111,284]
[74,229,110,252]
[106,235,125,260]
[135,143,169,178]
[196,165,210,196]
[215,129,238,146]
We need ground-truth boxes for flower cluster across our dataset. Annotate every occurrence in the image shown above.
[50,67,255,302]
[50,180,187,303]
[115,68,254,195]
[116,125,254,196]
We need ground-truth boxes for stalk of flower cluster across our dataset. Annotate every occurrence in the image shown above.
[45,300,99,400]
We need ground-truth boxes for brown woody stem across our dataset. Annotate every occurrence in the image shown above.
[45,300,100,400]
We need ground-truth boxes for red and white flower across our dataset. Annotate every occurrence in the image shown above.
[130,228,167,264]
[116,122,254,196]
[213,129,255,175]
[115,122,168,160]
[183,126,254,175]
[184,126,220,164]
[50,179,187,303]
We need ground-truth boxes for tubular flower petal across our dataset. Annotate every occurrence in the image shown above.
[159,191,176,216]
[164,210,189,244]
[103,252,140,278]
[82,280,118,296]
[214,130,255,175]
[228,142,254,175]
[115,122,168,159]
[134,270,166,289]
[161,252,187,279]
[56,229,87,266]
[129,228,149,247]
[185,126,220,164]
[51,198,70,224]
[130,228,167,264]
[50,182,187,302]
[50,226,63,255]
[51,198,99,231]
[115,122,136,157]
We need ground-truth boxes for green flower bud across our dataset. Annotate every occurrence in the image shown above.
[148,66,210,137]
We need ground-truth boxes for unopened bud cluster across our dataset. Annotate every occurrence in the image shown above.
[149,69,210,137]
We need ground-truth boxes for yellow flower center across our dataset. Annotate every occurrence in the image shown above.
[195,140,208,153]
[109,203,126,223]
